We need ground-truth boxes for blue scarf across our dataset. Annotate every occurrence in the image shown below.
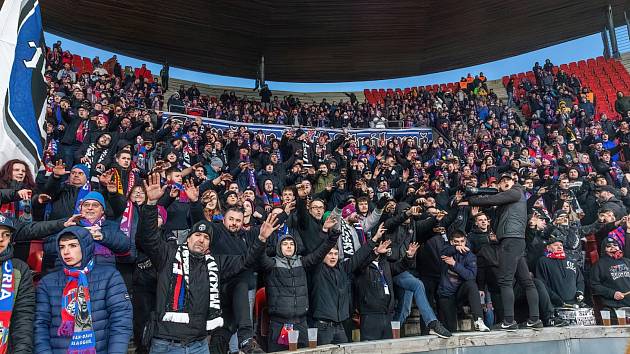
[59,259,96,354]
[0,260,14,354]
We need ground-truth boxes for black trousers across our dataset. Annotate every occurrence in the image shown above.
[132,266,157,354]
[438,279,483,332]
[220,277,254,346]
[360,313,392,341]
[492,277,554,324]
[316,320,348,345]
[267,317,308,352]
[497,238,539,322]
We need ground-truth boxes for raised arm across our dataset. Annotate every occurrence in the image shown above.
[137,174,172,270]
[468,187,522,207]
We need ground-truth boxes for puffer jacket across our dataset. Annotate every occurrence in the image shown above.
[0,244,35,354]
[43,219,130,270]
[468,184,527,240]
[34,226,132,353]
[254,231,339,321]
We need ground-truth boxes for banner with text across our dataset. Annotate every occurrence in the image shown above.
[162,112,433,145]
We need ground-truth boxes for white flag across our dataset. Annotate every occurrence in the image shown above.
[0,0,46,169]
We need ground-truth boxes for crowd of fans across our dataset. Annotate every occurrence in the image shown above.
[0,41,628,354]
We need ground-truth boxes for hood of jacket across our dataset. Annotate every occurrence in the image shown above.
[276,233,298,259]
[55,226,95,268]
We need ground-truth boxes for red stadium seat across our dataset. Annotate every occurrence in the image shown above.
[82,57,93,74]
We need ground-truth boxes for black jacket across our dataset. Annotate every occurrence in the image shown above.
[353,251,414,315]
[137,204,257,342]
[2,245,35,354]
[469,184,527,240]
[254,231,338,322]
[310,239,378,322]
[536,256,584,306]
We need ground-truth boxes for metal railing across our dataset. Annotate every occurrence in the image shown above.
[165,104,423,130]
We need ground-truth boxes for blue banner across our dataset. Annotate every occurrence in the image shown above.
[161,112,433,145]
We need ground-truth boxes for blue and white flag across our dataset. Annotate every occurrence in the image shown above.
[0,0,46,169]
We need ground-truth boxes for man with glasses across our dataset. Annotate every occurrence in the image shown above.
[43,191,130,271]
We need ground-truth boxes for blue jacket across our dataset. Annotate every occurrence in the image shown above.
[34,226,132,354]
[43,219,130,269]
[437,243,478,298]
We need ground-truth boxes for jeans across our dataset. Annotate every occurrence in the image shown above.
[497,238,539,322]
[228,288,255,352]
[150,338,209,354]
[316,320,347,345]
[393,271,437,325]
[360,313,392,341]
[133,266,157,354]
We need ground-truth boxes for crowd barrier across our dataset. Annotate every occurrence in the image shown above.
[160,112,434,145]
[286,326,630,354]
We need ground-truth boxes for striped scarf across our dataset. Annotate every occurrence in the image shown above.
[163,244,223,330]
[59,259,96,354]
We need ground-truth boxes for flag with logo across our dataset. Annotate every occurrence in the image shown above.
[0,0,47,169]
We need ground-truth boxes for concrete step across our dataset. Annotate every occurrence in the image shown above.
[620,52,630,73]
[486,78,525,117]
[162,77,364,104]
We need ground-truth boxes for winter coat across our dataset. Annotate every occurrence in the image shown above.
[600,197,627,220]
[468,184,527,240]
[353,252,414,315]
[43,219,130,270]
[310,239,378,322]
[255,231,339,321]
[137,205,257,343]
[34,226,132,353]
[437,244,478,297]
[0,245,35,354]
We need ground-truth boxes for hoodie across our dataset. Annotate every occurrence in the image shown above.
[591,237,630,308]
[536,254,584,306]
[34,226,132,353]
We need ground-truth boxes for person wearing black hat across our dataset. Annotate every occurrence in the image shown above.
[0,215,36,353]
[139,174,265,354]
[464,172,541,330]
[595,185,627,220]
[591,230,630,309]
[535,237,585,307]
[57,99,94,167]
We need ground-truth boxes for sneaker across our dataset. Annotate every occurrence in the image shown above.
[428,320,453,338]
[240,338,265,354]
[494,320,518,331]
[545,316,569,327]
[524,319,544,330]
[474,317,490,332]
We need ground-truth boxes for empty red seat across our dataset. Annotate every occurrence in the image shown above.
[72,55,83,74]
[82,57,93,74]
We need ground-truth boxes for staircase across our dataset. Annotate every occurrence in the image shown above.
[486,78,525,117]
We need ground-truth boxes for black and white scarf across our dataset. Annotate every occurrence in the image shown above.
[163,244,223,330]
[84,144,109,169]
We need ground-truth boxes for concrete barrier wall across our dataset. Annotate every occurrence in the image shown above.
[287,326,630,354]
